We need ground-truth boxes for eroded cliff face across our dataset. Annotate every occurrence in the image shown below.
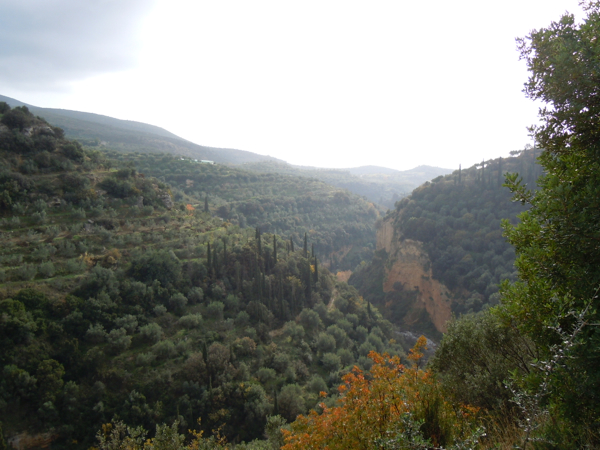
[377,217,452,333]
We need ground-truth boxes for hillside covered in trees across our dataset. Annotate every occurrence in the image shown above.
[0,95,284,166]
[3,2,600,445]
[242,161,452,209]
[0,103,403,448]
[349,150,541,336]
[100,151,383,273]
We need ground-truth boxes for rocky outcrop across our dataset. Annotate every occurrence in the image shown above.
[377,216,452,333]
[160,193,174,210]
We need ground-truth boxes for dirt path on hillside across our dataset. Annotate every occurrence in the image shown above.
[328,288,339,310]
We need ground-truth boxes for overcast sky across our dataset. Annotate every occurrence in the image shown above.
[0,0,586,171]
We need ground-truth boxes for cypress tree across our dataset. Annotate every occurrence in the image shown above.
[290,236,294,252]
[314,256,319,283]
[305,259,312,302]
[0,422,6,450]
[273,235,277,265]
[202,341,208,365]
[256,227,262,256]
[498,157,503,188]
[235,261,242,293]
[311,243,314,258]
[303,232,308,258]
[481,160,485,186]
[207,242,212,268]
[204,195,209,213]
[213,248,219,275]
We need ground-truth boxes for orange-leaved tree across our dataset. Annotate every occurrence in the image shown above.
[282,336,482,449]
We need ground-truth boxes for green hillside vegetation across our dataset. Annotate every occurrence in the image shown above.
[0,95,452,210]
[3,2,600,444]
[242,161,452,209]
[0,103,403,448]
[0,95,282,165]
[350,151,541,332]
[103,152,382,272]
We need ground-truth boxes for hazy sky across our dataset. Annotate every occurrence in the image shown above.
[0,0,585,171]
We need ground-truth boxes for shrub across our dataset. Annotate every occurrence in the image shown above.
[38,261,55,278]
[107,328,131,353]
[206,301,224,321]
[337,348,354,367]
[278,384,307,423]
[235,310,250,327]
[256,367,277,384]
[136,352,156,366]
[306,374,328,394]
[177,313,203,329]
[315,332,336,354]
[169,293,188,314]
[139,323,163,344]
[187,287,203,304]
[272,352,290,374]
[283,321,305,342]
[114,315,138,334]
[152,339,176,360]
[86,323,107,344]
[321,352,341,372]
[283,339,483,449]
[15,264,37,281]
[232,337,256,358]
[153,305,167,316]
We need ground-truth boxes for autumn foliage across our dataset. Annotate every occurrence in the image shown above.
[282,336,481,449]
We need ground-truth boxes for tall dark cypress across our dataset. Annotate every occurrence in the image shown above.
[290,236,294,252]
[314,256,319,283]
[256,227,262,256]
[305,259,312,302]
[207,242,212,268]
[311,243,314,258]
[273,235,277,265]
[498,157,503,188]
[481,160,485,187]
[303,232,308,258]
[202,341,208,364]
[213,248,218,275]
[204,195,209,213]
[235,261,241,293]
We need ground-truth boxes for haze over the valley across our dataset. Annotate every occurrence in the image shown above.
[0,0,585,171]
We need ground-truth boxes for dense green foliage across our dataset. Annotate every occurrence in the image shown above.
[241,161,451,209]
[0,105,403,448]
[498,2,600,443]
[105,152,382,272]
[350,152,541,327]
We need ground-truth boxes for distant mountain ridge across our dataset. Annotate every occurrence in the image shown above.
[0,94,283,165]
[0,94,451,206]
[247,161,452,208]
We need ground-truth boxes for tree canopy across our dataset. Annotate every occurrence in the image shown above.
[502,0,600,440]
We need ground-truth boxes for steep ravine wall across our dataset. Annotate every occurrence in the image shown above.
[376,218,452,333]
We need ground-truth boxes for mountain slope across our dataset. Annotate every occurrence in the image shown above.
[350,151,541,336]
[243,161,453,208]
[0,94,281,165]
[0,102,403,448]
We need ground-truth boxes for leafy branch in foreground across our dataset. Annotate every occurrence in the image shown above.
[282,337,484,450]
